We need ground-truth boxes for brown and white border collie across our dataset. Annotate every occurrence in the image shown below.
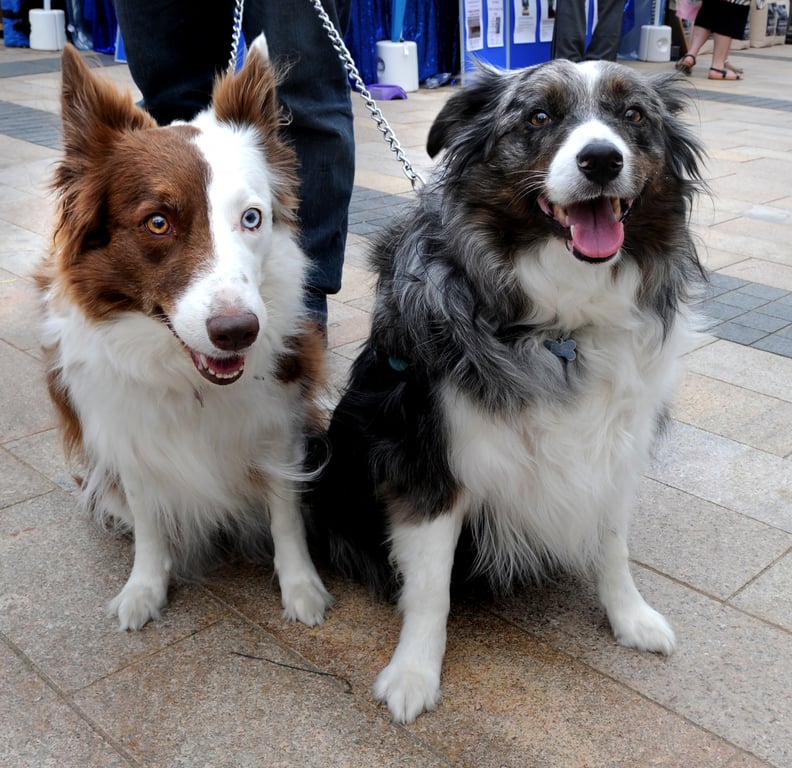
[36,39,332,631]
[315,60,706,722]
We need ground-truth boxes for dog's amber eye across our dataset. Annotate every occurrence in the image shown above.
[624,108,643,123]
[145,214,171,236]
[241,207,262,230]
[529,110,552,127]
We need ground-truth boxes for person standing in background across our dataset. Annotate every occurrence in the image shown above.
[114,0,355,329]
[674,0,748,79]
[552,0,625,61]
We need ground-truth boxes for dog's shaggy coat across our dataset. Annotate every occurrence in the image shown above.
[316,60,705,722]
[37,40,332,631]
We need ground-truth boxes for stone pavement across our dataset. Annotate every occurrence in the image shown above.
[1,40,791,768]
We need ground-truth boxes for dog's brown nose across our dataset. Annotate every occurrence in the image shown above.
[577,142,623,186]
[206,312,259,351]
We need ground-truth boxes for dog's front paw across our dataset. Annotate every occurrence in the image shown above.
[610,603,676,655]
[108,581,167,631]
[280,575,333,627]
[374,661,441,723]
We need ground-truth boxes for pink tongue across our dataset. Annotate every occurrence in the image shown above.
[566,198,624,260]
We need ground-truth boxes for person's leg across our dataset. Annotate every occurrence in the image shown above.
[115,0,233,124]
[585,0,623,60]
[245,0,355,327]
[708,33,740,78]
[552,0,587,61]
[675,23,711,73]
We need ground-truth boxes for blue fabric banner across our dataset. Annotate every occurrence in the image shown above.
[345,0,460,85]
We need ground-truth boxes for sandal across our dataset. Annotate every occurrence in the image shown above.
[675,53,696,75]
[708,66,742,80]
[724,60,744,76]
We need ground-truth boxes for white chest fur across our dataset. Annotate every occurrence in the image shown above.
[442,251,695,584]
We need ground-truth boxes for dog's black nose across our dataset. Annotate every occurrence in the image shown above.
[577,142,624,186]
[206,312,259,351]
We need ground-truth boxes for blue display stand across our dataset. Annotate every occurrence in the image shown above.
[459,0,551,71]
[459,0,508,69]
[459,0,600,71]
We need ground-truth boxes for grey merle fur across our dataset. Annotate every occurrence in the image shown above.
[311,60,706,593]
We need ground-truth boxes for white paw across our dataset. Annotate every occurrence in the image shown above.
[374,661,441,724]
[280,576,333,627]
[108,581,167,631]
[610,603,676,655]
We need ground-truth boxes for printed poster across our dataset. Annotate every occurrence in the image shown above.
[514,0,537,44]
[488,0,505,47]
[465,0,484,51]
[539,0,556,42]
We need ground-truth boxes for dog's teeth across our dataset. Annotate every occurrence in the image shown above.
[611,198,621,219]
[553,204,568,226]
[198,354,244,380]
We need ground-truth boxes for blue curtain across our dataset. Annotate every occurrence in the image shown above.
[345,0,460,85]
[83,0,116,54]
[618,0,653,59]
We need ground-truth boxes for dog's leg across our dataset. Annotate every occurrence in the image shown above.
[374,506,464,723]
[597,527,676,655]
[107,495,172,631]
[269,480,332,626]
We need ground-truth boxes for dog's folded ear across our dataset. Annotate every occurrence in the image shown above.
[426,61,505,159]
[650,73,706,188]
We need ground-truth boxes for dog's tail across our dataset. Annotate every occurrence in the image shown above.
[304,388,398,598]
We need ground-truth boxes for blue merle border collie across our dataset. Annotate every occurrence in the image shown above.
[315,60,706,723]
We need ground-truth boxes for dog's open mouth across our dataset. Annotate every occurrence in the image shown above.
[539,195,633,262]
[158,312,247,386]
[189,351,246,385]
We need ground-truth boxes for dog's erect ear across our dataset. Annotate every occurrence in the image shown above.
[53,45,156,265]
[59,44,155,156]
[210,34,299,226]
[426,62,505,158]
[211,33,281,135]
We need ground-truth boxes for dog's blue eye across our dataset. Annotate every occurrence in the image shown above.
[529,110,552,127]
[241,208,262,230]
[625,108,643,123]
[145,214,171,236]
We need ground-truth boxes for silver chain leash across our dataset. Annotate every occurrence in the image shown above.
[306,0,426,190]
[227,0,245,74]
[227,0,425,190]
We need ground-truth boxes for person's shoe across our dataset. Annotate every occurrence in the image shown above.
[675,53,696,75]
[724,60,744,76]
[708,66,742,80]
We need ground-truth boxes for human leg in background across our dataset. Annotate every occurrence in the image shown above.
[679,0,749,79]
[585,0,624,60]
[675,23,710,74]
[114,0,231,124]
[552,0,587,60]
[708,33,741,79]
[246,0,355,328]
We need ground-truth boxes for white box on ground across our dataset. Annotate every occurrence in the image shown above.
[376,41,419,92]
[638,24,672,62]
[29,8,66,51]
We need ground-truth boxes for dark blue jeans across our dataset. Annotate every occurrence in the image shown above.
[115,0,355,326]
[552,0,624,61]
